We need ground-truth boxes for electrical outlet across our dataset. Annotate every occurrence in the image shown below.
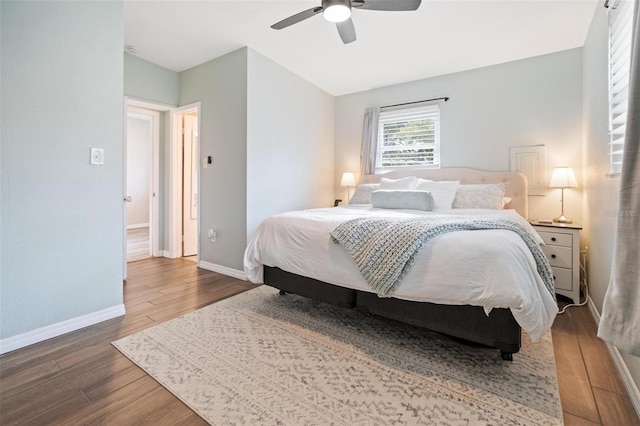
[207,229,216,243]
[90,148,104,165]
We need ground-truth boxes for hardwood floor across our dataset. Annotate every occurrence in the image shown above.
[1,257,638,425]
[127,227,151,262]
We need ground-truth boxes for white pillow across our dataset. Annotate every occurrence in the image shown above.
[379,176,418,190]
[371,190,433,211]
[415,179,460,211]
[349,184,380,204]
[452,183,508,210]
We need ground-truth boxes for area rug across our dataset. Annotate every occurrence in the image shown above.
[113,286,563,425]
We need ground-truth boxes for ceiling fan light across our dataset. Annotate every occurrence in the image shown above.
[324,4,351,23]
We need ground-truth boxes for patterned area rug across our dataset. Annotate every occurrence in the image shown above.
[113,286,563,425]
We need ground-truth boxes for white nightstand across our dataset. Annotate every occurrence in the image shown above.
[530,221,582,304]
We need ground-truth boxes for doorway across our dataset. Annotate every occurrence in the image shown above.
[121,98,200,273]
[178,108,199,261]
[125,105,160,264]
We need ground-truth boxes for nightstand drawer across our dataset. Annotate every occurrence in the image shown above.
[542,245,572,268]
[551,267,572,291]
[537,231,572,247]
[531,222,581,303]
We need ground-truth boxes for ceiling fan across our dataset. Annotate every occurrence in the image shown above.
[271,0,422,44]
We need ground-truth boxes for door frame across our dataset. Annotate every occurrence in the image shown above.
[170,102,201,260]
[123,97,176,272]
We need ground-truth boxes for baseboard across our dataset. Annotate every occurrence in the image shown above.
[161,250,172,258]
[198,260,246,281]
[0,304,126,355]
[127,223,149,229]
[587,298,640,418]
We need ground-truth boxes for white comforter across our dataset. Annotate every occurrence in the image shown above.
[244,205,558,341]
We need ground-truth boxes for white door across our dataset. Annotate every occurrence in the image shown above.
[182,114,198,257]
[126,113,152,262]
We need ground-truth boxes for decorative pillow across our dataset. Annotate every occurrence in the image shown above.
[502,196,513,208]
[371,190,433,211]
[379,176,418,190]
[415,179,460,211]
[349,184,380,204]
[452,183,508,210]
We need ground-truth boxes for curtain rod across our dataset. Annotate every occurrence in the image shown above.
[381,97,449,109]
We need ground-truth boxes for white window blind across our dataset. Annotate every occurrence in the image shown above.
[375,104,440,171]
[608,0,635,175]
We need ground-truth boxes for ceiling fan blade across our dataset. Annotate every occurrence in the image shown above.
[336,18,356,44]
[352,0,421,11]
[271,7,323,30]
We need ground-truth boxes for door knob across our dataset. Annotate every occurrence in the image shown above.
[123,196,132,202]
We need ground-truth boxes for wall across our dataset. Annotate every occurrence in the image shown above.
[582,2,640,398]
[179,49,248,271]
[334,49,584,222]
[124,53,179,106]
[246,49,335,241]
[1,1,124,340]
[126,115,151,227]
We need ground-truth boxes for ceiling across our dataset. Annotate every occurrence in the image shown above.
[124,0,599,96]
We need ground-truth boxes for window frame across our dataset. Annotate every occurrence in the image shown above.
[607,0,635,176]
[374,104,441,173]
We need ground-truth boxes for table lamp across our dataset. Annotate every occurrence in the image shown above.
[549,167,578,224]
[340,172,356,201]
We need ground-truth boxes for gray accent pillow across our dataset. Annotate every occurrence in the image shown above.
[371,190,433,211]
[452,183,508,209]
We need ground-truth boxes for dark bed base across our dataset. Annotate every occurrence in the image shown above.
[264,266,521,360]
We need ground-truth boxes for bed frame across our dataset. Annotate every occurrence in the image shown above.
[264,168,529,360]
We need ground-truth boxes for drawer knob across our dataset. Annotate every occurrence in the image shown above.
[551,254,557,259]
[551,237,556,242]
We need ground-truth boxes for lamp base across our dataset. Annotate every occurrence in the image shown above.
[553,215,573,224]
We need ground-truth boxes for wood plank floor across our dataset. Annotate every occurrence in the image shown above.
[127,227,151,263]
[1,257,638,425]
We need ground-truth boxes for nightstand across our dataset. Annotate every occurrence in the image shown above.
[530,221,582,304]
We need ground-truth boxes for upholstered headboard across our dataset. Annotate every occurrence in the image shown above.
[359,168,529,219]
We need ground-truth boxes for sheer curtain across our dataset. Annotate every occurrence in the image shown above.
[598,2,640,355]
[360,107,380,175]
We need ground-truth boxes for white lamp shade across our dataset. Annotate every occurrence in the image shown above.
[340,172,356,187]
[324,4,351,22]
[549,167,578,188]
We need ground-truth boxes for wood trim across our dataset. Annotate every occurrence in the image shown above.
[198,260,246,281]
[0,304,125,355]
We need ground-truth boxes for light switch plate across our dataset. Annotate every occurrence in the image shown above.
[91,148,104,165]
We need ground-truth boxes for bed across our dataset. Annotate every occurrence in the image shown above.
[244,168,558,360]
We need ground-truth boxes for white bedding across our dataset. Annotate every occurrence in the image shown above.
[244,205,558,341]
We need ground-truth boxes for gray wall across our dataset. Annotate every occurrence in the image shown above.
[334,49,584,222]
[124,53,179,106]
[582,3,640,396]
[246,49,335,241]
[1,1,124,339]
[179,49,248,271]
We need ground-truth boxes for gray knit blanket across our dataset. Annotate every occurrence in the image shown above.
[330,214,555,298]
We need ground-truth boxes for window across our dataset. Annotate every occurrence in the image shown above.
[608,0,635,175]
[375,104,440,172]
